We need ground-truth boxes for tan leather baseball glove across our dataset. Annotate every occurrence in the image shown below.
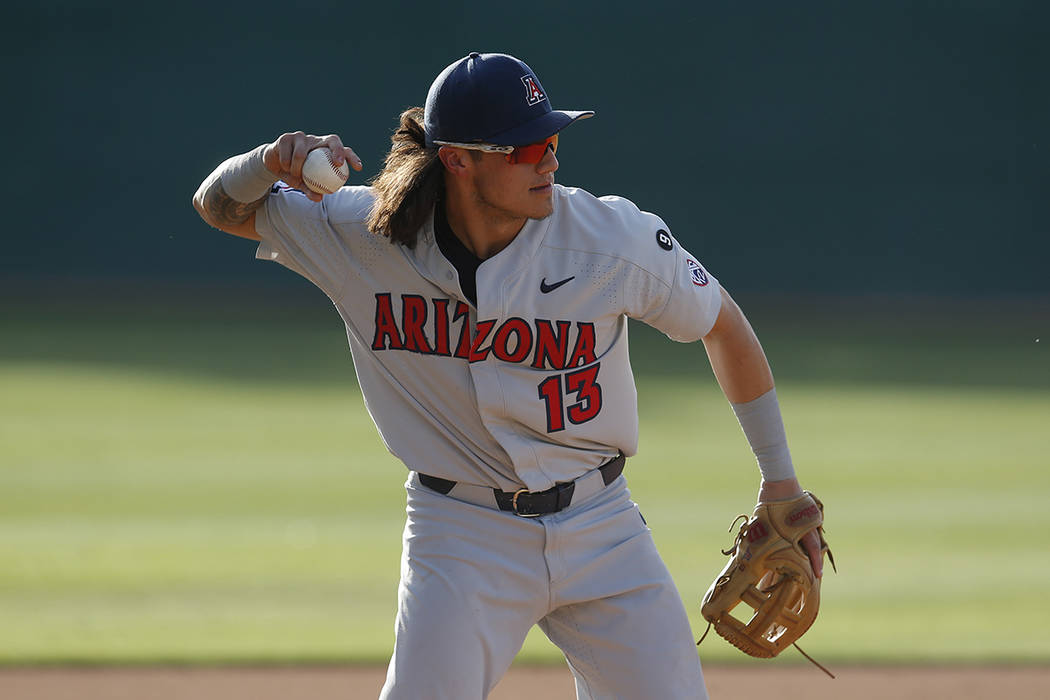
[698,491,835,675]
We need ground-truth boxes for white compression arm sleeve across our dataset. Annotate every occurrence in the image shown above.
[219,144,278,203]
[730,388,797,482]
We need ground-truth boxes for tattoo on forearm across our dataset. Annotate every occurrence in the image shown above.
[201,178,269,226]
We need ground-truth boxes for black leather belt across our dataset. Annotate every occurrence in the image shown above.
[418,453,626,517]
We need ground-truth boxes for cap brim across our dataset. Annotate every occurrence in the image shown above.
[486,109,594,146]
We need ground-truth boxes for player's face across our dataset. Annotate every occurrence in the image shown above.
[470,142,559,221]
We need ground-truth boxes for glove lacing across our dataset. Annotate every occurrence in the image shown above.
[697,512,837,679]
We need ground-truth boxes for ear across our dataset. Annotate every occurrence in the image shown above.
[438,146,473,177]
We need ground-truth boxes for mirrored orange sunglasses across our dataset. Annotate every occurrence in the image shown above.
[433,133,559,165]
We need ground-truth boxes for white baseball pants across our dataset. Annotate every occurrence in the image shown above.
[379,472,708,699]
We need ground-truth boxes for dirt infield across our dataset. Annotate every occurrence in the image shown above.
[2,665,1048,699]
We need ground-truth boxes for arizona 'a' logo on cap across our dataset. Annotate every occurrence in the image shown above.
[521,75,547,106]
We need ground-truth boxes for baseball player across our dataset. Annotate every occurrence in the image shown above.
[192,52,826,699]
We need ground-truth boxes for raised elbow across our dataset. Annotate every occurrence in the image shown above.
[191,186,210,223]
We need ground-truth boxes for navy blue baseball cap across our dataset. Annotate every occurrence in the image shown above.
[424,52,594,147]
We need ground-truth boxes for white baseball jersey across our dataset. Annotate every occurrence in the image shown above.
[254,183,721,492]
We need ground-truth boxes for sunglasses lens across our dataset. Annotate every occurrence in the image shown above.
[507,133,558,164]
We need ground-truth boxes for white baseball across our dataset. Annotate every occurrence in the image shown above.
[301,147,350,195]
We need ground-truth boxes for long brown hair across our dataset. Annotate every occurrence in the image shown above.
[366,107,444,247]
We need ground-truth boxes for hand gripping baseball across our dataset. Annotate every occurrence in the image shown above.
[698,492,836,677]
[263,132,363,202]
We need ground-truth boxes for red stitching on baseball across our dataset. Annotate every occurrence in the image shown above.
[305,149,347,194]
[304,176,336,194]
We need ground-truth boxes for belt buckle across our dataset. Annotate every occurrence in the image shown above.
[511,488,542,518]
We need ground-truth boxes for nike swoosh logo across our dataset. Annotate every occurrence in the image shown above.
[540,276,575,294]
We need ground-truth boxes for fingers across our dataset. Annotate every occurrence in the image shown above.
[346,146,363,171]
[267,132,364,197]
[320,134,363,172]
[287,134,316,185]
[265,131,308,188]
[801,529,824,578]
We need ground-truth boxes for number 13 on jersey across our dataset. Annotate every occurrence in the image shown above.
[537,363,603,433]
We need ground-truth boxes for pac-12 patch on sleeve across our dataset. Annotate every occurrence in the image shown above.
[686,258,709,286]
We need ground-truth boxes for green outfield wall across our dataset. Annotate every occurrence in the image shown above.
[4,0,1046,295]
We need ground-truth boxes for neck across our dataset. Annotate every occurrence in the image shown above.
[443,183,527,260]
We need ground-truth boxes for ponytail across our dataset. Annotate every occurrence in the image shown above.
[366,107,443,247]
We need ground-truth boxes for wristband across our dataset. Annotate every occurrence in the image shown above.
[730,388,796,482]
[219,144,278,203]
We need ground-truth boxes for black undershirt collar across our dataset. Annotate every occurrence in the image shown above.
[433,199,481,307]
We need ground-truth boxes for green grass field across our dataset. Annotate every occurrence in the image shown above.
[1,292,1047,665]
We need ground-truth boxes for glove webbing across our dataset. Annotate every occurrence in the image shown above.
[697,505,837,679]
[696,604,836,678]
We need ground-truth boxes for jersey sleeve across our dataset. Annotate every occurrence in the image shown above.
[609,198,722,342]
[253,184,375,301]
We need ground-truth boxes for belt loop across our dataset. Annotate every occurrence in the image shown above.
[555,482,576,511]
[418,472,456,494]
[599,452,626,485]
